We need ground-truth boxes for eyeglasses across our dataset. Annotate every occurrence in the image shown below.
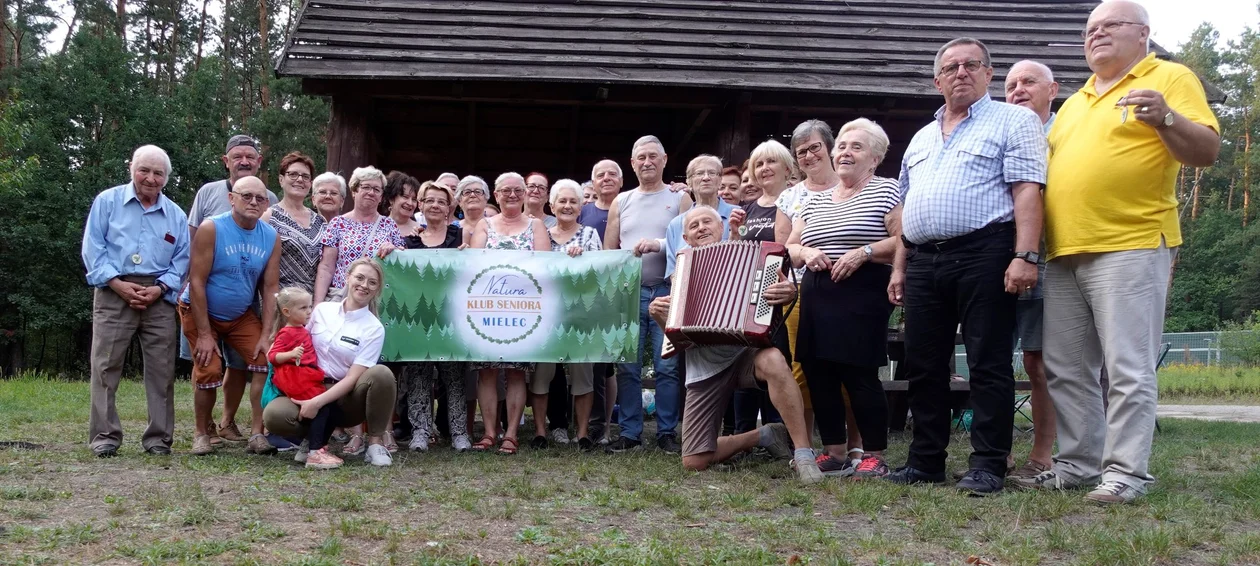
[525,183,547,191]
[794,142,824,160]
[314,189,341,198]
[688,169,720,179]
[420,198,449,206]
[357,185,383,194]
[232,192,267,204]
[283,171,312,182]
[497,188,526,195]
[460,189,485,197]
[938,59,988,77]
[1082,20,1142,39]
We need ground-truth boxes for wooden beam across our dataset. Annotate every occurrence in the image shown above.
[672,107,712,163]
[716,92,752,166]
[327,95,376,212]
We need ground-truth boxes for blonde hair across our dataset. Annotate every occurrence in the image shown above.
[835,118,891,166]
[344,257,385,317]
[348,166,386,197]
[748,140,799,180]
[273,287,312,337]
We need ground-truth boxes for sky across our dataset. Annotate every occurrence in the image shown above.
[1143,0,1256,49]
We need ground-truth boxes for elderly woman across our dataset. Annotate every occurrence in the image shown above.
[314,166,405,304]
[263,257,398,467]
[382,171,421,237]
[734,140,796,244]
[524,172,558,228]
[469,172,550,454]
[397,181,470,452]
[785,118,902,480]
[260,152,324,293]
[456,176,491,246]
[312,172,346,222]
[719,166,742,206]
[528,179,604,450]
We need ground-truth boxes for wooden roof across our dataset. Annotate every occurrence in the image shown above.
[277,0,1221,101]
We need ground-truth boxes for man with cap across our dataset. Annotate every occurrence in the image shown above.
[182,134,279,450]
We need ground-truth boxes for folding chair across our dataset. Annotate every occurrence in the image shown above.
[1155,342,1172,433]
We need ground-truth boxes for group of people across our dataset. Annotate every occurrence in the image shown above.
[82,1,1218,501]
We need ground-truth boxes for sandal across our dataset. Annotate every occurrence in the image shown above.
[382,431,398,454]
[342,434,365,456]
[471,435,496,452]
[498,436,518,455]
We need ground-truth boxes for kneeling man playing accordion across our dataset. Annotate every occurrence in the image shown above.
[647,207,824,483]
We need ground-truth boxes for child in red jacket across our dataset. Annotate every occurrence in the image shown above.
[270,287,341,469]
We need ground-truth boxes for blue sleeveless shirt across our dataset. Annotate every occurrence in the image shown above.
[181,212,277,321]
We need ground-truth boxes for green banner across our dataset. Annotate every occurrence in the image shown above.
[379,249,642,363]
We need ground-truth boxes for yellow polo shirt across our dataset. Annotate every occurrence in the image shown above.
[1045,53,1218,260]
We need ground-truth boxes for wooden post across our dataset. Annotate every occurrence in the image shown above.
[327,95,377,211]
[716,92,752,168]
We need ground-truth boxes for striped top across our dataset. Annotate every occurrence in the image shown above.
[268,205,325,294]
[799,177,901,258]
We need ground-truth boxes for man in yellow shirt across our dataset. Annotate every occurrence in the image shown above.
[1022,0,1220,504]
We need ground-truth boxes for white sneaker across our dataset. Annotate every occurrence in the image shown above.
[294,440,310,464]
[409,435,429,452]
[551,429,571,445]
[452,434,472,452]
[1085,480,1142,504]
[364,443,392,467]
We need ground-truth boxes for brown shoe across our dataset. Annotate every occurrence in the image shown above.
[246,434,276,455]
[207,421,225,447]
[1007,460,1051,480]
[191,434,214,455]
[218,420,247,442]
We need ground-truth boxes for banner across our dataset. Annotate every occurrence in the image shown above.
[378,249,642,363]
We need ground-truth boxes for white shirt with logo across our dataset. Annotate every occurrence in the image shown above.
[308,301,385,380]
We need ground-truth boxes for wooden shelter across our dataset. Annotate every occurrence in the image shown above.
[276,0,1217,183]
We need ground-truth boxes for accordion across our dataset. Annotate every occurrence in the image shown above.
[661,240,789,359]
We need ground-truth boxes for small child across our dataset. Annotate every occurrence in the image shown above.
[269,287,342,470]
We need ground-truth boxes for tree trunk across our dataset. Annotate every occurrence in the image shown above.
[195,0,208,70]
[117,0,126,40]
[0,0,8,72]
[1228,176,1236,211]
[1244,116,1252,226]
[258,0,271,108]
[1191,168,1203,220]
[61,2,80,54]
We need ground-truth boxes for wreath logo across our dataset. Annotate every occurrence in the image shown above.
[464,264,545,345]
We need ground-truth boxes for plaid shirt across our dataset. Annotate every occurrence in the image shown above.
[899,95,1047,244]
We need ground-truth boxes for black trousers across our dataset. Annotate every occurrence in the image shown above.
[548,366,570,430]
[303,402,343,451]
[801,360,887,451]
[904,229,1017,476]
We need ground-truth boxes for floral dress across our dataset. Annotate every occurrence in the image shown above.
[320,214,405,290]
[470,217,539,371]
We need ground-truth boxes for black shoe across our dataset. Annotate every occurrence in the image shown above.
[93,444,118,458]
[578,437,595,452]
[531,435,548,449]
[956,469,1004,496]
[604,437,642,454]
[144,445,172,456]
[657,434,681,454]
[885,465,947,485]
[588,423,605,442]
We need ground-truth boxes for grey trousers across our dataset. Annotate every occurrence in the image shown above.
[1043,242,1173,492]
[89,280,177,451]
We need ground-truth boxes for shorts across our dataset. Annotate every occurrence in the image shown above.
[179,331,248,370]
[178,304,269,389]
[1015,298,1043,352]
[680,350,759,458]
[529,363,595,396]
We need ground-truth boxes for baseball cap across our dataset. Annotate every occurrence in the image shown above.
[226,134,260,153]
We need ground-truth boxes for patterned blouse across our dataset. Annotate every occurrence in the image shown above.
[549,225,602,253]
[484,217,538,251]
[320,214,405,289]
[267,205,326,293]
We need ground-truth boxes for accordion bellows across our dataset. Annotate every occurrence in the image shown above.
[661,240,788,359]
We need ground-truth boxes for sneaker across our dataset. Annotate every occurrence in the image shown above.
[342,434,366,456]
[1085,480,1142,504]
[305,447,344,470]
[1007,460,1051,481]
[1013,469,1077,491]
[604,437,642,453]
[382,431,399,454]
[852,454,889,479]
[93,444,118,458]
[294,440,310,464]
[531,435,549,449]
[794,454,824,485]
[191,434,214,456]
[956,469,1004,496]
[218,420,247,442]
[364,443,392,467]
[551,429,571,445]
[885,465,947,485]
[206,422,224,447]
[578,437,595,452]
[267,434,298,452]
[759,423,792,460]
[657,434,681,454]
[409,434,429,452]
[144,445,172,456]
[246,434,277,455]
[588,423,605,444]
[816,454,857,478]
[452,434,472,452]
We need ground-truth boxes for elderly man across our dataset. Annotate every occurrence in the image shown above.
[633,154,737,281]
[647,207,822,482]
[578,159,623,241]
[887,37,1047,495]
[182,176,282,455]
[996,59,1061,481]
[81,145,190,457]
[1023,1,1220,504]
[183,134,279,447]
[604,136,693,453]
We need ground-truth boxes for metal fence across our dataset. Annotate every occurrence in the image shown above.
[949,331,1248,379]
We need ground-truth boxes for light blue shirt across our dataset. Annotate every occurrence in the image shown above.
[899,95,1047,244]
[81,183,190,304]
[663,200,737,280]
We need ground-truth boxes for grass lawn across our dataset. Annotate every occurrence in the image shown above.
[1,376,1259,565]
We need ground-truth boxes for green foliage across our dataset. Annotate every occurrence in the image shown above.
[1218,312,1260,366]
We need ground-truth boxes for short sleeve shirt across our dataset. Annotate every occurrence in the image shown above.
[188,179,279,227]
[799,178,901,258]
[308,301,385,380]
[320,215,406,289]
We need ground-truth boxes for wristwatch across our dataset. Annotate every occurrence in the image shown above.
[1015,251,1040,265]
[156,281,171,295]
[862,244,874,258]
[1161,111,1175,128]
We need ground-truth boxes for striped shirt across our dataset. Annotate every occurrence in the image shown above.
[799,177,901,258]
[267,205,325,294]
[899,95,1047,244]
